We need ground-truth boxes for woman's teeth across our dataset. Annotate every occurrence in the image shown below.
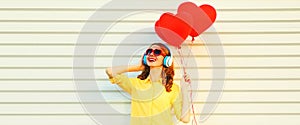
[148,58,156,62]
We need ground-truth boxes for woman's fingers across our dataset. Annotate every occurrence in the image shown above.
[183,74,191,83]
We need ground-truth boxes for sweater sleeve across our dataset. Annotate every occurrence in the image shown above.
[109,74,135,94]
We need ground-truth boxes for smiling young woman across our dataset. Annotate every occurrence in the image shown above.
[105,43,191,125]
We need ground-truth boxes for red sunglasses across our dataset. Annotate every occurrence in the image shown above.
[145,49,166,56]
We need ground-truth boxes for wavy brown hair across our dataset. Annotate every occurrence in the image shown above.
[137,43,175,92]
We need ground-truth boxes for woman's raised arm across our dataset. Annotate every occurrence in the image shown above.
[105,65,143,78]
[105,57,145,78]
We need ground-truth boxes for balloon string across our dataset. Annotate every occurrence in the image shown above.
[190,87,197,125]
[187,41,197,125]
[177,47,198,125]
[177,48,186,74]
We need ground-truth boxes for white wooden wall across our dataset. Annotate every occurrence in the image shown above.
[0,0,299,124]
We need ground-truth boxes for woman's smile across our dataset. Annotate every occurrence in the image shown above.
[147,56,157,63]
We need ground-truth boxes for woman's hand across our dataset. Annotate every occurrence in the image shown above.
[181,73,191,85]
[183,73,191,83]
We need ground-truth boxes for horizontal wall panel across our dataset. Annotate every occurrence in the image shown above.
[0,57,299,67]
[0,34,299,44]
[189,116,300,125]
[0,92,299,102]
[0,116,99,125]
[0,69,299,79]
[0,93,79,102]
[0,22,298,32]
[0,0,110,8]
[0,0,299,9]
[0,9,299,20]
[0,104,299,114]
[0,45,299,55]
[0,116,299,125]
[1,80,299,91]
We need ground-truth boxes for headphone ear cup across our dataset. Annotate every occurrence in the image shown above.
[163,56,172,67]
[143,54,148,66]
[168,56,173,67]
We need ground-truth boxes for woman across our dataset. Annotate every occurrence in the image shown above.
[106,43,191,125]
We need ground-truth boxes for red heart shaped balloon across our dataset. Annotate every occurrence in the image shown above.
[177,2,217,37]
[155,12,192,47]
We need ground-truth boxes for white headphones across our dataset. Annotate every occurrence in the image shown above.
[143,44,173,67]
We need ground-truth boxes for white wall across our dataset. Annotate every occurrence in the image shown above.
[0,0,299,125]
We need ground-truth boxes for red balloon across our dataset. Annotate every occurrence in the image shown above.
[177,2,217,37]
[200,4,217,23]
[155,12,192,47]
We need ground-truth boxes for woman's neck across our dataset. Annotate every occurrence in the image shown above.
[149,66,163,82]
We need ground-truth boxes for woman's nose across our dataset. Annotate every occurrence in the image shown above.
[149,51,155,56]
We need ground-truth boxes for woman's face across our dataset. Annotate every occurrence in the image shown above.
[145,45,167,67]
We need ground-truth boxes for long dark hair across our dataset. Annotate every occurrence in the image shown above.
[137,43,175,92]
